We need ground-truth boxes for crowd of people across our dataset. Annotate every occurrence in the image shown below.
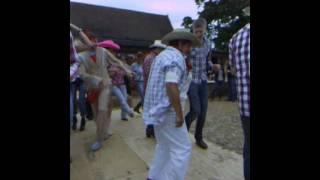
[70,6,250,180]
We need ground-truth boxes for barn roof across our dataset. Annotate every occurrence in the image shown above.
[70,2,173,48]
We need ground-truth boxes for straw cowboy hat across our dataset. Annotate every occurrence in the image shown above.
[149,40,167,49]
[243,6,250,17]
[162,28,200,47]
[97,40,120,50]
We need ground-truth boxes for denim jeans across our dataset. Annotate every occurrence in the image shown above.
[216,80,224,99]
[135,81,144,110]
[71,78,87,118]
[185,81,208,141]
[241,116,250,180]
[112,84,132,119]
[228,77,237,101]
[70,83,74,126]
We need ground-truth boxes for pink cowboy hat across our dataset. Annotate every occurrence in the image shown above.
[97,40,120,50]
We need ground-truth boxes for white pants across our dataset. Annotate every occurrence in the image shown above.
[148,114,192,180]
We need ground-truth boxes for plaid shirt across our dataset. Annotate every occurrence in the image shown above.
[229,24,250,117]
[190,37,212,83]
[142,52,156,89]
[108,64,126,86]
[143,46,189,126]
[70,32,79,82]
[131,62,144,82]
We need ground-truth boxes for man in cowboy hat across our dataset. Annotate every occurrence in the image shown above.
[143,29,199,180]
[72,24,133,151]
[142,40,166,138]
[229,6,250,180]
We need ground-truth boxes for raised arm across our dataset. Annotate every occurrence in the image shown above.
[103,48,133,76]
[70,23,96,52]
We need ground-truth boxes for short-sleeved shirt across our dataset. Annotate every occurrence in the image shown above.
[143,46,189,126]
[229,24,250,118]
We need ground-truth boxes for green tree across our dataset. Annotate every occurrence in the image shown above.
[181,16,194,29]
[183,0,250,51]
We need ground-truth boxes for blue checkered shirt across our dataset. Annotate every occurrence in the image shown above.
[70,32,80,82]
[190,37,212,83]
[143,46,189,126]
[131,63,144,82]
[229,24,250,118]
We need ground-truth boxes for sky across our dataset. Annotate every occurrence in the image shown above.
[71,0,200,28]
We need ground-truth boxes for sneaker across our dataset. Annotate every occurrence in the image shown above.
[121,118,128,121]
[91,141,103,151]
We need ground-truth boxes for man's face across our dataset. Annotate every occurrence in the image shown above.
[154,48,163,55]
[193,26,206,40]
[178,41,193,55]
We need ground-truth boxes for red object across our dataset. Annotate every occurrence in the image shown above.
[186,59,192,71]
[87,90,100,103]
[90,55,96,63]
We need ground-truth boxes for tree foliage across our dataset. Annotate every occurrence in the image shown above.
[182,0,250,51]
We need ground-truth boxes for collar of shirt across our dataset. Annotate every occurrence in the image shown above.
[166,46,184,57]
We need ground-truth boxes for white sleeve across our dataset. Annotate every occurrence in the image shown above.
[165,71,179,83]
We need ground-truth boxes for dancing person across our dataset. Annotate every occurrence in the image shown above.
[144,29,198,180]
[131,52,144,114]
[228,6,250,180]
[70,24,97,161]
[184,18,220,149]
[142,40,166,138]
[71,55,87,131]
[72,24,132,151]
[108,54,135,121]
[70,31,79,163]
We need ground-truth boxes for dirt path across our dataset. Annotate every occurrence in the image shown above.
[188,100,244,154]
[70,99,244,180]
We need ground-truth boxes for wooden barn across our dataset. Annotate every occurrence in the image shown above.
[70,2,173,54]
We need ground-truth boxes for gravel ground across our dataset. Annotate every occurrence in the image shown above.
[188,98,244,154]
[126,95,244,154]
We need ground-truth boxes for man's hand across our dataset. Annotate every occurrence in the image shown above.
[166,83,184,128]
[176,116,184,128]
